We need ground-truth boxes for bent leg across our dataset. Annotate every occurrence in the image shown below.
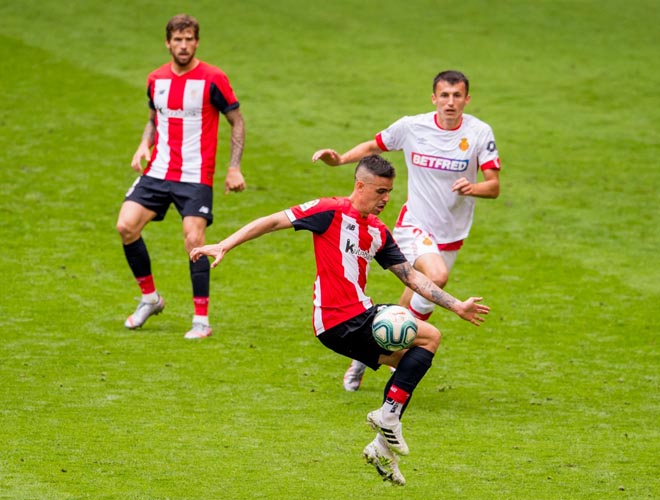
[407,252,453,319]
[117,201,158,292]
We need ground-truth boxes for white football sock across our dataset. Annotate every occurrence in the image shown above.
[381,399,403,424]
[193,315,210,326]
[142,291,159,303]
[410,293,435,316]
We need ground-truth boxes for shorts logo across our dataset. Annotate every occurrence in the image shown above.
[411,152,468,172]
[199,206,210,214]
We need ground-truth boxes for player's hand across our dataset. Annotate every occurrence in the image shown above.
[225,167,246,194]
[190,244,226,268]
[456,297,490,326]
[131,144,152,173]
[312,149,342,166]
[451,177,474,196]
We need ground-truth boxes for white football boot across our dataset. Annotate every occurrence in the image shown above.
[184,322,213,339]
[124,295,165,329]
[367,409,409,456]
[343,360,367,391]
[363,437,406,485]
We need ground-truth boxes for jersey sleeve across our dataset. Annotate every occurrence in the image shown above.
[375,116,409,152]
[209,70,239,114]
[477,124,501,171]
[284,198,338,234]
[374,227,408,269]
[147,76,156,110]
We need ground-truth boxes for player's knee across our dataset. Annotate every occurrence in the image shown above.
[428,326,441,350]
[414,260,449,288]
[429,269,449,288]
[184,231,205,253]
[116,219,139,243]
[415,322,441,352]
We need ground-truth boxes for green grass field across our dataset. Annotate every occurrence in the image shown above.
[1,0,659,498]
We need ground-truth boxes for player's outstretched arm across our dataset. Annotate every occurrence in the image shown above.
[312,140,383,166]
[190,211,293,268]
[388,262,490,326]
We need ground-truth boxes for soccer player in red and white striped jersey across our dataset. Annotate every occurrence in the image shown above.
[116,14,246,339]
[190,155,490,485]
[312,70,501,389]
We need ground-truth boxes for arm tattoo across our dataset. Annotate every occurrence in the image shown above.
[229,115,245,168]
[142,120,156,147]
[390,262,458,312]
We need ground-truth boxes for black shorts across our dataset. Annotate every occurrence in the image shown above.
[317,304,394,371]
[124,175,214,226]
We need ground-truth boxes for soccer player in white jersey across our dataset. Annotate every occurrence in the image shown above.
[312,70,501,390]
[116,14,246,339]
[190,155,490,485]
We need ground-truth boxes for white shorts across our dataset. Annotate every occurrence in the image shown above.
[392,225,459,272]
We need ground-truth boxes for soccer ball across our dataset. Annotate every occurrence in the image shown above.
[372,305,418,351]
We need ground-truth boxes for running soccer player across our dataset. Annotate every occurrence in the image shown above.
[190,155,490,485]
[116,14,246,339]
[312,70,501,390]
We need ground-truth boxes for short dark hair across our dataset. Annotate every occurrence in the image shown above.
[355,155,396,179]
[433,70,469,94]
[166,14,200,41]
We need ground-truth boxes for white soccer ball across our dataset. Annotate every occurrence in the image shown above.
[372,305,418,351]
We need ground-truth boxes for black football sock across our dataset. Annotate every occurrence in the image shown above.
[189,256,210,298]
[386,346,434,419]
[123,237,151,278]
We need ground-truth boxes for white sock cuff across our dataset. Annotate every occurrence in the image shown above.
[193,315,210,326]
[410,293,435,315]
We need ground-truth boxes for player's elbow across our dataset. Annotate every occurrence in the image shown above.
[486,182,500,199]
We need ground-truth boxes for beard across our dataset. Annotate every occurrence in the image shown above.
[171,49,195,67]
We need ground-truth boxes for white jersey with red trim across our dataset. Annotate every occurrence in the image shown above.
[376,112,500,243]
[284,197,407,335]
[144,61,239,187]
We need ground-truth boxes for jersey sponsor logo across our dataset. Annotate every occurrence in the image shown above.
[344,240,373,261]
[411,152,468,172]
[155,106,200,118]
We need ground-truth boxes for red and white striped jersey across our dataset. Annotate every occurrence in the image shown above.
[376,112,501,244]
[284,197,407,335]
[143,61,239,187]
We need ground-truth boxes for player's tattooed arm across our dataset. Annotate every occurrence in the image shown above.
[389,262,459,312]
[226,109,245,169]
[389,262,490,326]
